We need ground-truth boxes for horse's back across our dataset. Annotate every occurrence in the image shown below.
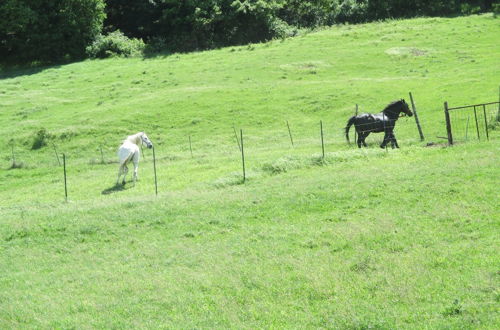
[118,141,139,164]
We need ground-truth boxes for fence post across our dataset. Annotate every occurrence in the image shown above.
[473,106,480,140]
[444,102,453,145]
[354,104,358,143]
[286,120,294,147]
[11,144,15,167]
[320,120,325,160]
[497,85,500,121]
[409,92,425,141]
[100,146,105,164]
[240,129,246,183]
[465,115,470,141]
[63,153,68,202]
[152,146,158,196]
[52,143,61,166]
[482,104,489,141]
[382,112,387,151]
[233,126,241,151]
[189,135,193,158]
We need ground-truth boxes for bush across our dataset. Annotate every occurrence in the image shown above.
[86,30,145,58]
[493,3,500,17]
[31,128,49,150]
[269,17,299,39]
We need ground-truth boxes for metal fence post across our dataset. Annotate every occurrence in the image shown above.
[444,102,453,145]
[409,92,425,141]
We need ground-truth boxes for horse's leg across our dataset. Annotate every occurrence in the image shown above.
[362,132,369,147]
[132,151,140,185]
[357,131,363,148]
[391,132,399,148]
[392,133,399,148]
[122,164,128,184]
[116,164,123,185]
[380,132,388,148]
[390,133,396,148]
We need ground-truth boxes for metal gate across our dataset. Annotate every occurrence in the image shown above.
[443,101,499,145]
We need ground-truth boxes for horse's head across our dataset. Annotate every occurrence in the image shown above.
[400,99,413,117]
[140,132,153,149]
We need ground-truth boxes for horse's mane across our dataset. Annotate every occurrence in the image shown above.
[382,100,402,112]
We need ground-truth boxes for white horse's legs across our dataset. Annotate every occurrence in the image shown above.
[122,165,129,184]
[133,165,138,184]
[132,152,140,185]
[117,146,141,187]
[116,164,124,185]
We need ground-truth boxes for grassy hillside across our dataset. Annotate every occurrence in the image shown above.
[1,14,499,328]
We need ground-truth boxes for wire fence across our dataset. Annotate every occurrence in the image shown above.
[3,102,493,171]
[1,97,498,202]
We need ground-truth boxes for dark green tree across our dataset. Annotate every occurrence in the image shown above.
[0,0,105,63]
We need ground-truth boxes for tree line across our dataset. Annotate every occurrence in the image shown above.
[0,0,497,64]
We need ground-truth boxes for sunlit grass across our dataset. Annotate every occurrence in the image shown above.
[0,14,499,328]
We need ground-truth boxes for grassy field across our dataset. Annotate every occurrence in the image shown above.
[1,14,499,328]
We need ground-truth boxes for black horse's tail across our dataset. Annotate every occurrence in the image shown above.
[345,116,356,143]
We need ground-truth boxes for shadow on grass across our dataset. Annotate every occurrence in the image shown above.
[101,184,132,195]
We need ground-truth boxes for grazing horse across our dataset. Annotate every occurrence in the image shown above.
[116,132,153,185]
[345,99,413,148]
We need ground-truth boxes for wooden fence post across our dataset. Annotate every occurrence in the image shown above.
[409,92,425,141]
[444,102,453,145]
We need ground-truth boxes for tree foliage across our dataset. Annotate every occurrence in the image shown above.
[0,0,105,63]
[0,0,496,63]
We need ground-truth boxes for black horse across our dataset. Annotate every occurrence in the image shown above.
[345,99,413,148]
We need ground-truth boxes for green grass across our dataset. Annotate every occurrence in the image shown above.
[1,14,499,328]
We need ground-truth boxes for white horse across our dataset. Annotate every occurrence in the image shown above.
[116,132,153,185]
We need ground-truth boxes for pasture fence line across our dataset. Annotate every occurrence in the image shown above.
[2,96,498,202]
